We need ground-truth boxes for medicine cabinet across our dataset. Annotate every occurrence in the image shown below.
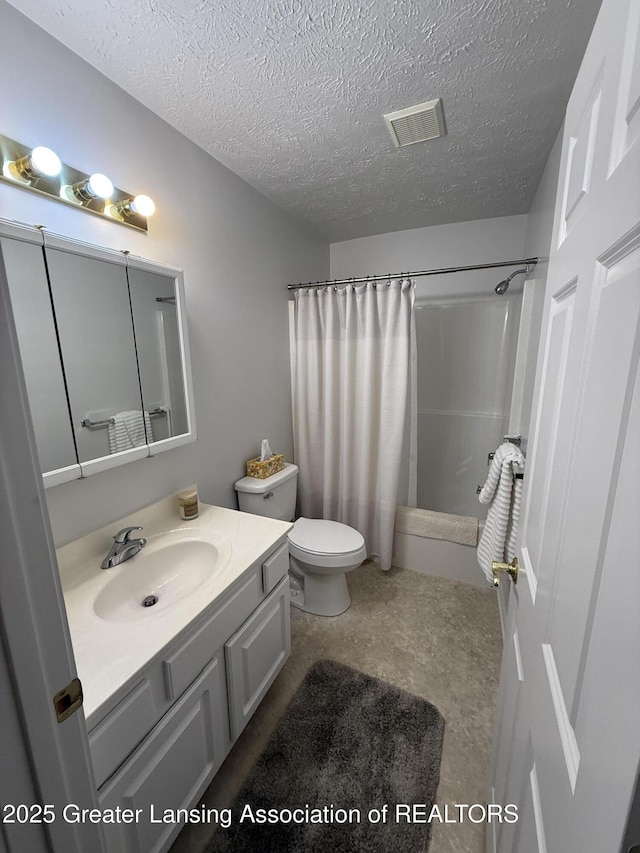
[0,221,196,486]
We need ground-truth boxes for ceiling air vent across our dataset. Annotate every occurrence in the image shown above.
[384,99,445,148]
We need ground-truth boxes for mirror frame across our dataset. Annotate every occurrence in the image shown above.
[0,220,197,487]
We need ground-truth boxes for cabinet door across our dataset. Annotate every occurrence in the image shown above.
[99,653,227,853]
[0,235,79,478]
[225,576,290,740]
[43,245,146,467]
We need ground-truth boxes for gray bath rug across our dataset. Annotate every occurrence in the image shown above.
[205,659,445,853]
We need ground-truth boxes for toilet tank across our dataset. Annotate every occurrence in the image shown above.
[234,462,298,521]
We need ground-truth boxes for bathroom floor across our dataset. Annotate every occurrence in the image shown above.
[170,563,502,853]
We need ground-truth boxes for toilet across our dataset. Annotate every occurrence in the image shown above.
[234,463,366,616]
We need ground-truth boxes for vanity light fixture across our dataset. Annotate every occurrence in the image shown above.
[62,172,114,204]
[0,132,154,232]
[2,145,62,183]
[108,193,156,220]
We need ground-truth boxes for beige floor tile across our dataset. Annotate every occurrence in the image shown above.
[170,562,502,853]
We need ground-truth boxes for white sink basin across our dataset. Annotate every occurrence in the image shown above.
[93,528,232,622]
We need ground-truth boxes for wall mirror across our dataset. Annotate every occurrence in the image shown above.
[0,221,196,487]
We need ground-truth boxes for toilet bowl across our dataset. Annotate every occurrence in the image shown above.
[234,463,366,616]
[287,517,366,615]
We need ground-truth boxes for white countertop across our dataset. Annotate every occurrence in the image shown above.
[56,493,292,722]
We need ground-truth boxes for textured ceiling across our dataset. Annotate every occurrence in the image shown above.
[8,0,602,241]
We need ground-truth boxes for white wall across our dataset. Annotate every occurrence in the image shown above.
[330,214,528,299]
[0,3,328,545]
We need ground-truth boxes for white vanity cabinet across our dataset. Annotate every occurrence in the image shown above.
[88,539,291,853]
[226,571,291,739]
[97,655,228,853]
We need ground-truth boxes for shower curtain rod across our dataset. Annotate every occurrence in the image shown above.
[286,257,538,290]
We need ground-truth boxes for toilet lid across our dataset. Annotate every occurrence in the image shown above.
[288,517,365,555]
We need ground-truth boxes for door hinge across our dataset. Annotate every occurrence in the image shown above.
[53,677,83,723]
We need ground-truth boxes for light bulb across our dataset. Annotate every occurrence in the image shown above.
[62,172,114,204]
[106,193,156,223]
[86,173,113,199]
[30,146,62,177]
[3,144,62,183]
[130,194,155,217]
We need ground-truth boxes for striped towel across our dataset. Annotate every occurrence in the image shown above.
[108,411,153,454]
[477,443,525,583]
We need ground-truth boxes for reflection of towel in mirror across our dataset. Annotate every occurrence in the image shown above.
[477,442,525,583]
[108,411,153,453]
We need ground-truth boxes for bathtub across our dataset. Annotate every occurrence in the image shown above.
[392,505,486,588]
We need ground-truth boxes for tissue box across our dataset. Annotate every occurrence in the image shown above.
[246,453,285,479]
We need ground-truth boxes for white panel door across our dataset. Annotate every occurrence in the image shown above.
[490,1,640,851]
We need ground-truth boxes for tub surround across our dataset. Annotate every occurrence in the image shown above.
[57,493,292,721]
[393,517,486,589]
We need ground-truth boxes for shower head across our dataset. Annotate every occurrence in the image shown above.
[494,266,529,295]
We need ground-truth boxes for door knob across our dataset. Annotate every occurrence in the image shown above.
[491,557,520,588]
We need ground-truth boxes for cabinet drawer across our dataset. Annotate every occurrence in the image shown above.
[163,567,262,702]
[225,576,290,741]
[89,679,156,789]
[262,541,289,593]
[163,617,217,703]
[99,654,227,853]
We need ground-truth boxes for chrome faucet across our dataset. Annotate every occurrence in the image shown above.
[101,526,147,569]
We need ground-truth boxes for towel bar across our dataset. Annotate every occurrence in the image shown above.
[80,416,115,430]
[477,458,525,493]
[503,434,522,446]
[81,408,167,429]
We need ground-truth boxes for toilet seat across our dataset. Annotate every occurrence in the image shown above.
[288,517,367,569]
[234,465,365,615]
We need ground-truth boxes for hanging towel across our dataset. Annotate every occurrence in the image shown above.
[477,442,525,583]
[108,411,153,454]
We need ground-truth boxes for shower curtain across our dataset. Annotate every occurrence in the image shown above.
[291,279,416,570]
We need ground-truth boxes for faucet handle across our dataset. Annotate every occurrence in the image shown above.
[114,525,143,543]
